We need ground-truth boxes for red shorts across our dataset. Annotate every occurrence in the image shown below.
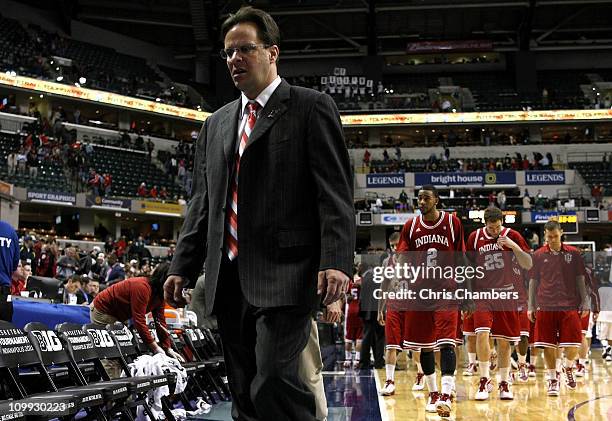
[580,312,590,335]
[528,319,536,345]
[473,310,520,342]
[403,310,459,350]
[534,310,582,348]
[519,310,530,337]
[455,311,464,345]
[463,314,475,336]
[344,313,363,341]
[385,310,407,350]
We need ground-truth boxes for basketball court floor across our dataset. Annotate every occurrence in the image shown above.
[195,352,612,420]
[373,353,612,421]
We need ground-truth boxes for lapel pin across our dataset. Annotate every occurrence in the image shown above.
[267,109,279,118]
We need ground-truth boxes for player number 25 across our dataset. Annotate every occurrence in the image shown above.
[484,253,504,270]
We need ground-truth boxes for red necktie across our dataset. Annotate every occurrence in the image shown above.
[226,101,259,260]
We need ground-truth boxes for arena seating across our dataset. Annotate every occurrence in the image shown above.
[570,161,612,191]
[90,146,185,198]
[367,156,519,173]
[0,133,70,192]
[0,14,191,107]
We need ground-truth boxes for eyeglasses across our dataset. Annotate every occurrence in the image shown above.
[220,44,269,60]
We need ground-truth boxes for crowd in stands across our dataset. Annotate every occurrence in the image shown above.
[11,231,177,304]
[357,184,609,216]
[1,111,189,200]
[0,15,197,108]
[364,149,557,174]
[286,66,608,113]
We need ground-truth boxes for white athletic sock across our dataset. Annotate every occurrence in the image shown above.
[468,353,477,364]
[355,351,360,361]
[385,364,395,382]
[479,361,490,379]
[579,358,587,366]
[563,357,574,369]
[601,339,609,348]
[415,362,423,373]
[345,350,352,360]
[547,369,557,380]
[425,373,438,392]
[555,358,563,372]
[441,375,454,396]
[499,367,510,382]
[518,354,527,365]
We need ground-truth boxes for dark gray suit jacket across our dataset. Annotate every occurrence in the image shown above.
[169,80,355,314]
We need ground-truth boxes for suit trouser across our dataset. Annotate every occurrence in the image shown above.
[299,320,327,421]
[360,319,385,367]
[215,258,316,421]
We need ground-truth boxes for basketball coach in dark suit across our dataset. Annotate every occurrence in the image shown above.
[164,6,355,421]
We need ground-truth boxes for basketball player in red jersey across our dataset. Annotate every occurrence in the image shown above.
[379,232,425,395]
[344,273,363,368]
[576,258,600,376]
[528,220,589,397]
[466,207,532,401]
[396,185,466,418]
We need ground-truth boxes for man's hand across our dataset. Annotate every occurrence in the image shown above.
[164,275,188,307]
[323,301,342,323]
[579,301,590,319]
[528,310,536,323]
[461,299,476,317]
[497,236,518,250]
[594,312,599,322]
[377,310,385,326]
[318,269,349,306]
[166,348,185,363]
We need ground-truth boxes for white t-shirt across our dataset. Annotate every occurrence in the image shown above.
[598,286,612,323]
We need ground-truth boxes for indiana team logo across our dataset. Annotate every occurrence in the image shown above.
[564,253,573,264]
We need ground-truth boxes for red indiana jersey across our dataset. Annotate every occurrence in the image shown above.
[397,211,465,294]
[530,243,587,309]
[345,281,361,317]
[467,226,530,302]
[397,210,465,253]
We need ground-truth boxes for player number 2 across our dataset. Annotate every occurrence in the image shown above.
[427,248,437,267]
[484,253,504,270]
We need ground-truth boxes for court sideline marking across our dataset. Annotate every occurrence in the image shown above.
[567,394,612,421]
[373,368,390,421]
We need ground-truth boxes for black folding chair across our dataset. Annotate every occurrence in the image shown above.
[183,327,230,399]
[82,322,178,420]
[24,322,135,420]
[55,322,168,421]
[159,324,232,403]
[126,324,201,410]
[0,321,107,420]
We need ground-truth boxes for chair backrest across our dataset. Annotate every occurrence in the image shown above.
[0,321,44,369]
[168,329,186,351]
[182,327,203,359]
[55,322,98,363]
[82,323,121,359]
[130,327,152,355]
[24,322,72,366]
[106,322,137,358]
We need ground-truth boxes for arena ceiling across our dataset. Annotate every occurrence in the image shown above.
[21,0,612,60]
